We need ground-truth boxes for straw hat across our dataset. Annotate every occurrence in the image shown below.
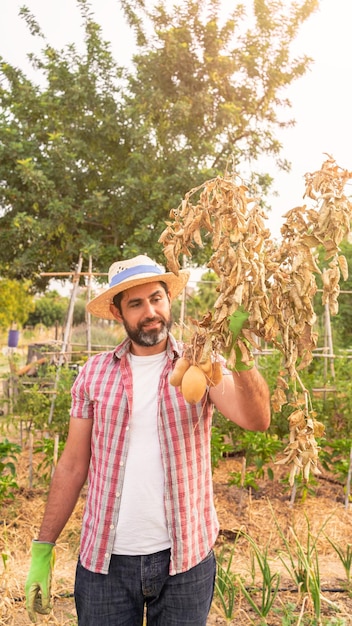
[87,254,190,320]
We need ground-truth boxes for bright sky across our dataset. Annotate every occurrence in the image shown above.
[1,0,352,241]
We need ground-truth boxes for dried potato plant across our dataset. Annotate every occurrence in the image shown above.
[159,157,352,484]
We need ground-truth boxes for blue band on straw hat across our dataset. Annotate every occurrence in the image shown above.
[110,264,162,287]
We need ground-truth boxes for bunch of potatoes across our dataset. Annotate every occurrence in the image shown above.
[170,356,223,403]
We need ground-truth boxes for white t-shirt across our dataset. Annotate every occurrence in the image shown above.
[112,351,171,555]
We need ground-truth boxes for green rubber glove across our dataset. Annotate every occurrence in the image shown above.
[25,540,56,623]
[228,306,249,341]
[227,307,254,371]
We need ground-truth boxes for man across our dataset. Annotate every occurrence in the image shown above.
[26,254,271,625]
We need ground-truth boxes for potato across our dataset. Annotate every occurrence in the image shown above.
[181,365,207,404]
[198,357,212,376]
[169,356,190,387]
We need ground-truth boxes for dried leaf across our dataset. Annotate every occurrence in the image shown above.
[338,254,349,281]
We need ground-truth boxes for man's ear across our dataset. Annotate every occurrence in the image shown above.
[110,303,123,323]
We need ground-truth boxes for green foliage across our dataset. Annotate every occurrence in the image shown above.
[317,357,352,439]
[232,430,282,472]
[213,518,347,626]
[0,439,21,502]
[228,468,261,491]
[34,436,66,484]
[281,472,319,502]
[188,271,218,320]
[247,348,352,487]
[0,0,318,284]
[325,537,352,588]
[212,408,243,444]
[272,602,299,626]
[172,270,218,330]
[271,507,340,620]
[50,366,76,438]
[213,544,240,620]
[319,439,352,484]
[11,366,75,438]
[26,290,69,327]
[238,533,281,621]
[12,381,50,432]
[71,323,124,354]
[210,426,233,472]
[228,431,282,489]
[0,2,128,287]
[0,439,21,476]
[0,278,35,329]
[72,296,88,327]
[314,241,352,349]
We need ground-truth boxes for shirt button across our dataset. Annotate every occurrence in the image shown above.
[119,461,124,466]
[116,492,121,498]
[104,553,109,559]
[110,524,115,530]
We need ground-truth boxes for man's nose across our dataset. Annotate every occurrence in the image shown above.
[143,301,156,317]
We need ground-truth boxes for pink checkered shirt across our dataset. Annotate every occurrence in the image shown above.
[70,334,219,575]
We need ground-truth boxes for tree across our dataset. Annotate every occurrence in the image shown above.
[26,290,69,328]
[0,2,130,289]
[73,295,89,326]
[0,279,35,329]
[0,0,318,287]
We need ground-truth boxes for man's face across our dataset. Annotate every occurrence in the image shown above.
[113,281,172,348]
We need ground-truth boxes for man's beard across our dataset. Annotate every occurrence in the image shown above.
[122,314,172,347]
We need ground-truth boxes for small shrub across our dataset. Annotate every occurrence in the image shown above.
[0,439,21,502]
[34,436,66,484]
[211,426,233,471]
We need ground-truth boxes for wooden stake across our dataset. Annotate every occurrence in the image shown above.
[48,253,83,424]
[345,444,352,510]
[178,254,187,341]
[28,432,33,489]
[324,303,335,379]
[52,434,59,478]
[86,255,92,357]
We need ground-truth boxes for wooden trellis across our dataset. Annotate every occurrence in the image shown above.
[40,254,108,423]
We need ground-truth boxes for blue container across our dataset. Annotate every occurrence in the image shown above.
[8,329,19,348]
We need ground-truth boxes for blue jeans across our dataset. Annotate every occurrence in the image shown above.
[74,548,216,625]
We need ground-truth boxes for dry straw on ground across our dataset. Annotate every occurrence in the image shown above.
[1,452,352,625]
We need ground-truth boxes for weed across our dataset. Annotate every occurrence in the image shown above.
[270,505,340,621]
[325,537,352,588]
[0,439,21,502]
[213,543,240,620]
[237,532,280,623]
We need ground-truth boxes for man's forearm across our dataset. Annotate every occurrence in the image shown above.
[230,367,271,431]
[210,366,271,431]
[37,463,87,543]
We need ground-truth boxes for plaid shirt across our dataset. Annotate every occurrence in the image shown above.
[70,334,219,575]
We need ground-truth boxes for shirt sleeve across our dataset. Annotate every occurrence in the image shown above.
[70,363,94,420]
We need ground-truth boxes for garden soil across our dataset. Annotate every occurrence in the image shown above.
[1,451,352,625]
